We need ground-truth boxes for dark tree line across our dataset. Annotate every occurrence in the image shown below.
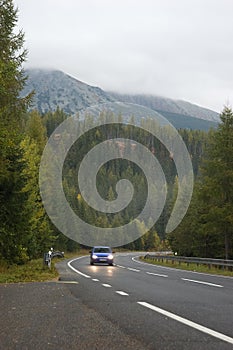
[168,107,233,259]
[0,1,77,264]
[39,110,209,253]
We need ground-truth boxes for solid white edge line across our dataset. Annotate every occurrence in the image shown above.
[182,278,223,288]
[137,301,233,345]
[67,256,91,278]
[56,281,79,284]
[116,291,129,296]
[132,256,148,264]
[132,256,233,280]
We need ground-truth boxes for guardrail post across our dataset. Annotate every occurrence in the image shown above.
[43,252,51,269]
[48,256,51,269]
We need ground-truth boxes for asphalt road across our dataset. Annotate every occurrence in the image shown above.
[61,252,233,350]
[1,253,233,350]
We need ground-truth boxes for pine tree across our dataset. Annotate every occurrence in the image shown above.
[198,106,233,259]
[25,110,47,154]
[0,0,31,121]
[0,0,32,263]
[20,113,56,258]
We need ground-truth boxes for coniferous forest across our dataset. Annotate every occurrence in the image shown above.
[0,0,233,265]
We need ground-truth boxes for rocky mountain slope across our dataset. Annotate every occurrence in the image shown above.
[22,69,219,130]
[22,69,114,114]
[108,92,219,122]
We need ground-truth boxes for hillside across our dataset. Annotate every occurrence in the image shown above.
[22,69,114,114]
[22,69,219,130]
[108,92,219,122]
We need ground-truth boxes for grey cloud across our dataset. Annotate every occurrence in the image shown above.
[15,0,233,112]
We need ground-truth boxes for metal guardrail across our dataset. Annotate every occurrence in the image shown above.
[144,254,233,271]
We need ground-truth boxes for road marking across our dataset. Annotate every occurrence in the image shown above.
[146,272,168,278]
[137,301,233,345]
[181,278,223,288]
[132,256,147,264]
[102,284,112,288]
[92,278,99,282]
[56,281,79,284]
[116,265,126,269]
[116,291,129,296]
[127,267,140,272]
[132,255,233,280]
[68,258,91,278]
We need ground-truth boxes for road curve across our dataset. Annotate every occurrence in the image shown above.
[61,252,233,350]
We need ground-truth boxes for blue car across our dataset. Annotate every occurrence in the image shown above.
[90,246,114,266]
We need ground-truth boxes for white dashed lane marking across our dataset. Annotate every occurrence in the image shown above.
[127,267,140,272]
[146,272,168,278]
[68,257,225,290]
[67,256,231,345]
[116,291,129,296]
[116,265,126,268]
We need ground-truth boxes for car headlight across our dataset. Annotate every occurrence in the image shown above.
[92,254,98,259]
[108,254,113,260]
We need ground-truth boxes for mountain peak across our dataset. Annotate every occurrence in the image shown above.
[22,68,219,130]
[108,92,219,123]
[23,68,114,114]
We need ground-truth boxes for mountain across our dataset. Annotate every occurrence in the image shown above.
[22,69,114,114]
[108,93,219,122]
[107,93,219,130]
[22,69,219,130]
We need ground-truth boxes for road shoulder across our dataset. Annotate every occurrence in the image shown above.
[0,261,146,350]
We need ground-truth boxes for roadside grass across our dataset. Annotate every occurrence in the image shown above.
[0,258,59,283]
[0,250,89,283]
[140,257,233,277]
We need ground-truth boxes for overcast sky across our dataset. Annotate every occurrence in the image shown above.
[15,0,233,112]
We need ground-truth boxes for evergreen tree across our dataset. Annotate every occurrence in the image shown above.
[0,0,32,263]
[25,110,47,154]
[20,113,56,257]
[198,106,233,259]
[20,136,56,257]
[42,108,67,137]
[169,107,233,259]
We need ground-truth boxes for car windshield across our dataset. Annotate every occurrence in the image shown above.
[94,247,111,253]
